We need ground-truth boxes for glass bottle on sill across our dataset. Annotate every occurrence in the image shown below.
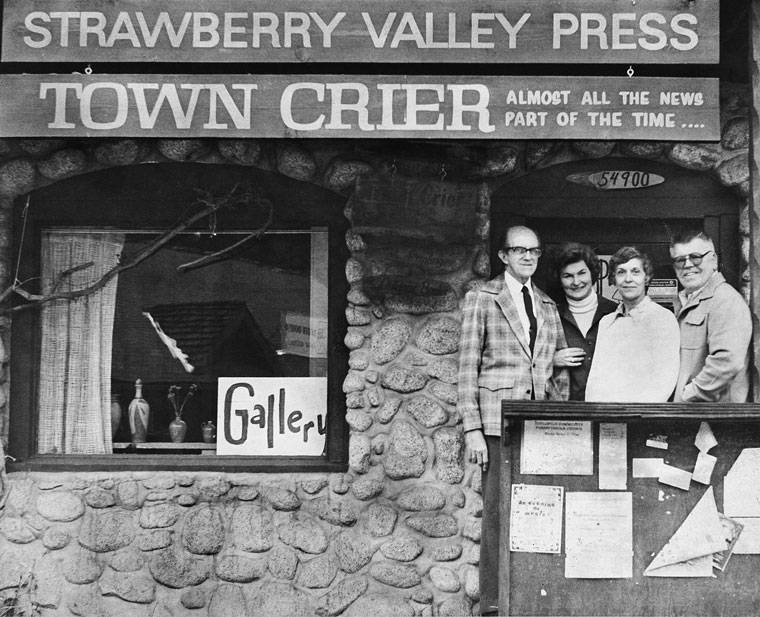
[128,379,150,443]
[110,393,122,439]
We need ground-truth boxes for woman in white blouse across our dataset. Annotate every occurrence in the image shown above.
[585,246,680,402]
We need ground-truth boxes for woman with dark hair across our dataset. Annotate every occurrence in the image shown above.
[585,246,680,402]
[550,243,617,400]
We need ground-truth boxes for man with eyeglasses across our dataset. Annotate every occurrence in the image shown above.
[669,231,752,402]
[458,225,568,616]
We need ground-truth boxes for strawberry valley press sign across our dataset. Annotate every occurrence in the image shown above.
[2,0,718,64]
[0,74,720,140]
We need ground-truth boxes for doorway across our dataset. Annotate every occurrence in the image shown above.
[490,158,742,305]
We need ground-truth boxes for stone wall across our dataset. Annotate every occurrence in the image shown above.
[0,82,754,616]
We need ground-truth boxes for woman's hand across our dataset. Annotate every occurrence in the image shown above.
[553,347,586,367]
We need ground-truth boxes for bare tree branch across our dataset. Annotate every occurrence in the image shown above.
[177,198,274,273]
[1,184,263,315]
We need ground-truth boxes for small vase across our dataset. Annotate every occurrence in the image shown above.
[169,417,187,443]
[201,421,216,444]
[128,379,150,443]
[110,393,122,439]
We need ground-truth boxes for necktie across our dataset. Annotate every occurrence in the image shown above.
[521,285,537,353]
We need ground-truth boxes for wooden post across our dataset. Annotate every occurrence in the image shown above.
[751,0,760,400]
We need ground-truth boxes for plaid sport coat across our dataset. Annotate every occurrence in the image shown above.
[457,274,569,436]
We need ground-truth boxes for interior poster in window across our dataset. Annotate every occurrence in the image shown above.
[281,312,327,358]
[217,377,326,456]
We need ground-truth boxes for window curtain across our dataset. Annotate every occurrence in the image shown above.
[37,232,125,454]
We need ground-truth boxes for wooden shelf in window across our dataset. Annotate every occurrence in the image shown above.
[112,442,216,455]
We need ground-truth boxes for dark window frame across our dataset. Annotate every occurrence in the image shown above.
[8,162,349,472]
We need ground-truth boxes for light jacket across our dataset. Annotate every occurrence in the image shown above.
[673,273,752,402]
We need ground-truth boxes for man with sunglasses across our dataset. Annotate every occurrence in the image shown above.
[458,225,568,615]
[669,231,752,402]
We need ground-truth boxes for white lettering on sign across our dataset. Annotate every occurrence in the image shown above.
[23,11,347,49]
[39,82,258,130]
[280,82,495,133]
[217,377,327,456]
[3,75,718,140]
[17,9,699,53]
[552,12,698,51]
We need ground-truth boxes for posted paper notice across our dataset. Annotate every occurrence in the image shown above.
[509,484,564,553]
[599,423,627,490]
[565,492,633,578]
[521,420,593,475]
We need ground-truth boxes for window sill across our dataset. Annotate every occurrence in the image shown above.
[7,454,348,474]
[112,442,217,454]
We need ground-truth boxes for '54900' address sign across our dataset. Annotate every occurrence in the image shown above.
[217,377,327,456]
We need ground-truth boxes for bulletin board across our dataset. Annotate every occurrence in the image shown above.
[499,402,760,617]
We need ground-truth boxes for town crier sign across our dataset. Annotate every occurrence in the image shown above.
[0,75,719,140]
[2,0,718,64]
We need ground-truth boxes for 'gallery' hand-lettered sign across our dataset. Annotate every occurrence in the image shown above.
[217,377,326,456]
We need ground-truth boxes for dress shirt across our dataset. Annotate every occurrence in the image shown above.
[504,271,534,347]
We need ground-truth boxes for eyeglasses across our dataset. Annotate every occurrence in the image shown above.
[505,246,543,257]
[671,250,713,269]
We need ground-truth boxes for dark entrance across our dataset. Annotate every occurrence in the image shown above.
[490,158,742,303]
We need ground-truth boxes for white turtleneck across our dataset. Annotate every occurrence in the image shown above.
[567,293,598,337]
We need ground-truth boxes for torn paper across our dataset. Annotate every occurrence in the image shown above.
[713,514,743,570]
[143,311,195,373]
[646,435,668,450]
[565,492,633,579]
[695,422,718,453]
[509,484,563,553]
[520,420,593,475]
[599,423,627,490]
[645,487,725,577]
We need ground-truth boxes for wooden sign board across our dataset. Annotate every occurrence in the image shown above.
[351,178,478,243]
[0,74,720,141]
[1,0,719,64]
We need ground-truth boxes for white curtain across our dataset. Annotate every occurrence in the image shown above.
[37,232,124,454]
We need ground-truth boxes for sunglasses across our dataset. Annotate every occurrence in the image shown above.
[671,250,713,269]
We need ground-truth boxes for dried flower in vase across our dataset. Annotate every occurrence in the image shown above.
[167,384,198,419]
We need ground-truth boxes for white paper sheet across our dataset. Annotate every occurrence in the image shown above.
[732,518,760,554]
[658,463,692,490]
[599,423,627,490]
[521,420,593,475]
[633,458,664,478]
[509,484,564,553]
[645,487,725,577]
[692,451,717,485]
[724,449,760,517]
[564,492,632,579]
